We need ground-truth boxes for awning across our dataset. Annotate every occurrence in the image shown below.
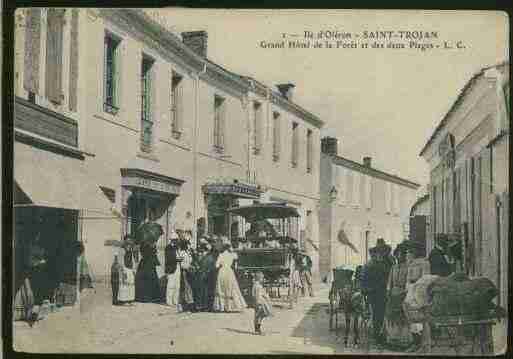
[14,141,82,209]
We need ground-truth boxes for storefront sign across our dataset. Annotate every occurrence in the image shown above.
[121,168,185,196]
[202,182,262,199]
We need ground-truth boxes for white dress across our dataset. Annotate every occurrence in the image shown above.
[213,251,247,312]
[166,262,182,309]
[118,266,135,302]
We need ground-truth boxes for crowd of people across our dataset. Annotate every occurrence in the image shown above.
[346,234,460,352]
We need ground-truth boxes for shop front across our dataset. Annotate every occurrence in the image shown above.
[120,168,185,278]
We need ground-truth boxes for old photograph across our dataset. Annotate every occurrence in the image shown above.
[10,8,509,355]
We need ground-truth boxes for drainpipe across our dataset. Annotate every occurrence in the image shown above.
[192,62,207,247]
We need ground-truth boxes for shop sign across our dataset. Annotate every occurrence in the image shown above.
[202,183,262,199]
[122,176,181,195]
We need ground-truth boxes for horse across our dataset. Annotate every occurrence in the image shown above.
[331,265,370,347]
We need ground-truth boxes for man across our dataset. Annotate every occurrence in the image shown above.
[299,253,314,297]
[361,246,388,347]
[199,243,217,311]
[111,255,122,305]
[428,234,454,277]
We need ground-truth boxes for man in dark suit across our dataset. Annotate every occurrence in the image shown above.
[428,234,454,277]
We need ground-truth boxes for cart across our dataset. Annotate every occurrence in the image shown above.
[329,266,371,348]
[227,203,301,308]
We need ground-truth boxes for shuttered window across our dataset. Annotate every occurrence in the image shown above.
[24,8,42,95]
[213,95,226,151]
[291,122,299,167]
[306,129,313,173]
[104,34,121,114]
[68,9,79,112]
[352,171,360,207]
[273,112,281,161]
[253,101,262,154]
[140,56,154,152]
[364,175,372,209]
[171,71,184,138]
[385,181,392,214]
[45,9,65,104]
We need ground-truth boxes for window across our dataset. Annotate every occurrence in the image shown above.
[24,9,41,96]
[253,102,262,154]
[104,34,121,114]
[140,55,154,152]
[171,71,184,138]
[291,122,299,167]
[45,9,65,104]
[273,112,281,161]
[352,171,360,207]
[364,175,372,209]
[385,182,392,214]
[306,129,313,173]
[213,95,226,152]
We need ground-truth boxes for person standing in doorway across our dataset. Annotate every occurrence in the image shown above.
[111,255,122,305]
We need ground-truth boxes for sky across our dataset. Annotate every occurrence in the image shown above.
[155,9,508,187]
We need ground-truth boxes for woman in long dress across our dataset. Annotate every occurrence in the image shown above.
[213,244,247,312]
[118,249,136,305]
[288,248,302,309]
[135,243,161,303]
[165,240,182,310]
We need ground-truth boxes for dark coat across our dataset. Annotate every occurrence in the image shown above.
[165,244,178,274]
[428,246,453,277]
[361,259,388,296]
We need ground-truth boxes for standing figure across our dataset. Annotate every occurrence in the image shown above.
[198,243,216,311]
[118,249,136,305]
[361,245,388,347]
[428,234,454,277]
[213,244,247,312]
[288,247,302,308]
[253,272,273,335]
[135,243,161,303]
[177,240,195,312]
[111,255,122,305]
[299,254,314,297]
[384,241,411,350]
[164,238,182,310]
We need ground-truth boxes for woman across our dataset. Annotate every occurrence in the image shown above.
[118,249,136,305]
[213,244,247,312]
[177,240,195,312]
[164,239,182,309]
[288,247,302,309]
[385,241,411,350]
[135,243,161,303]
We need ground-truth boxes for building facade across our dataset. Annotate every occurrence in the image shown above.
[319,137,420,280]
[13,8,324,293]
[419,62,509,312]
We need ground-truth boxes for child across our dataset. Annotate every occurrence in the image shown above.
[252,272,273,335]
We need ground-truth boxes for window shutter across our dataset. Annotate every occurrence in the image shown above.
[24,8,41,94]
[114,42,122,109]
[365,175,372,209]
[45,9,65,104]
[177,80,184,132]
[385,182,391,214]
[68,9,79,112]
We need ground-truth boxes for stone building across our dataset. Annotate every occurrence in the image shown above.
[419,61,509,312]
[13,8,324,295]
[319,137,420,279]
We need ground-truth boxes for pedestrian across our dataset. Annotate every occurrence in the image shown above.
[111,254,122,305]
[287,246,302,308]
[165,236,182,310]
[252,271,273,335]
[177,240,195,312]
[361,245,388,347]
[198,243,216,311]
[299,253,314,297]
[428,234,454,277]
[118,248,136,306]
[213,244,247,312]
[135,243,161,303]
[384,241,411,350]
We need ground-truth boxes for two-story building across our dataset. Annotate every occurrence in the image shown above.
[319,137,420,280]
[14,8,324,295]
[419,61,509,317]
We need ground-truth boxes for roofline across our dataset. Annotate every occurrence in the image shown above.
[330,154,421,189]
[419,61,509,157]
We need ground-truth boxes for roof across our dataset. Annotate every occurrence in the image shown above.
[120,10,323,129]
[419,61,509,157]
[331,155,421,189]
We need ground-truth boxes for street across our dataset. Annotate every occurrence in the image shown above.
[14,284,393,355]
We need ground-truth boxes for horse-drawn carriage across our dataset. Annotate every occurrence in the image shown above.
[227,203,301,307]
[329,266,371,348]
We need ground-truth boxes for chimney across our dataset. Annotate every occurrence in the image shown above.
[321,137,338,156]
[181,31,208,57]
[363,156,372,167]
[276,83,295,101]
